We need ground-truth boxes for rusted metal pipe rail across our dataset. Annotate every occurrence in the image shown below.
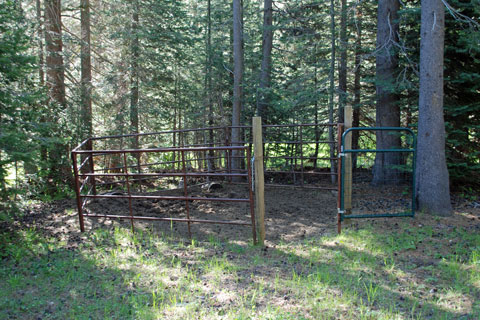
[72,145,257,243]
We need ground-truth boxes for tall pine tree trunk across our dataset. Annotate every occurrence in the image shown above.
[416,0,452,215]
[206,0,215,172]
[80,0,92,142]
[130,0,139,143]
[232,0,244,174]
[45,0,65,106]
[36,0,45,85]
[31,0,44,176]
[45,0,69,186]
[130,0,140,175]
[352,3,362,169]
[257,0,273,120]
[372,0,401,185]
[338,0,347,124]
[328,0,336,184]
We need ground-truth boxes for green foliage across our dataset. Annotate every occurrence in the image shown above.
[0,0,42,199]
[0,0,479,197]
[443,0,480,188]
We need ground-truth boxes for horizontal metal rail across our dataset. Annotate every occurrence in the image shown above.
[80,172,248,178]
[265,183,337,190]
[265,170,338,176]
[73,146,248,154]
[341,212,414,220]
[264,140,336,144]
[83,214,252,226]
[81,194,250,202]
[83,123,340,143]
[267,156,339,161]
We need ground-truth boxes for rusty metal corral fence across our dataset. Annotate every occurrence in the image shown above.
[72,144,256,242]
[71,123,343,242]
[78,123,343,189]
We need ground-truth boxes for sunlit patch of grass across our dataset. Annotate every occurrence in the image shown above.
[1,215,479,319]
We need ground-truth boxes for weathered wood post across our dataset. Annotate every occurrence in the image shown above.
[344,105,353,220]
[253,117,266,245]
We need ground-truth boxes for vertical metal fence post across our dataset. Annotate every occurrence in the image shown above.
[337,124,343,234]
[300,125,304,186]
[181,150,192,238]
[123,152,135,232]
[87,139,97,195]
[72,151,85,232]
[246,148,257,244]
[344,106,353,219]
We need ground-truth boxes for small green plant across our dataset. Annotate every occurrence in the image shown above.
[363,281,379,306]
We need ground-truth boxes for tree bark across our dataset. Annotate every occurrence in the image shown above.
[328,0,336,183]
[257,0,273,120]
[45,0,70,187]
[36,0,45,85]
[45,0,66,106]
[80,0,92,141]
[372,0,401,185]
[232,0,244,173]
[130,0,140,177]
[352,3,362,169]
[338,0,347,124]
[36,0,47,173]
[130,0,139,143]
[416,0,452,215]
[206,0,215,172]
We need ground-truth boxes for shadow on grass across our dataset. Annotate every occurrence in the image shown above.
[255,241,473,319]
[0,244,152,318]
[3,195,478,319]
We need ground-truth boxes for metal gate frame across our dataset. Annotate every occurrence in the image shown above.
[338,127,417,232]
[72,145,257,244]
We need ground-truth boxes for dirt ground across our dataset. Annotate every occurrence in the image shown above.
[11,182,480,248]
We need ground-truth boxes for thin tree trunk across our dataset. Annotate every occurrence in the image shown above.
[232,0,244,175]
[36,0,45,85]
[352,3,362,169]
[338,0,347,124]
[206,0,215,173]
[130,0,140,175]
[372,0,401,185]
[314,61,319,170]
[30,0,44,176]
[328,0,336,184]
[130,0,139,140]
[257,0,273,120]
[80,0,92,142]
[416,0,452,215]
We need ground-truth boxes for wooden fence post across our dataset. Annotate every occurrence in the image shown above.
[344,105,353,220]
[253,117,266,246]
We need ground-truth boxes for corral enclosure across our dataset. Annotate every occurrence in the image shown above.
[71,123,342,241]
[81,123,342,189]
[72,123,416,240]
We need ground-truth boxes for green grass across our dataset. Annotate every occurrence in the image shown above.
[1,218,479,319]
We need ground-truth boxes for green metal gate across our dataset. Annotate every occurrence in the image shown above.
[338,127,416,232]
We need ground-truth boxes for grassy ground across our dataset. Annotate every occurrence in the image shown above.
[1,210,479,319]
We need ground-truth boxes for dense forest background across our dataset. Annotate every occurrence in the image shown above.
[1,0,479,209]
